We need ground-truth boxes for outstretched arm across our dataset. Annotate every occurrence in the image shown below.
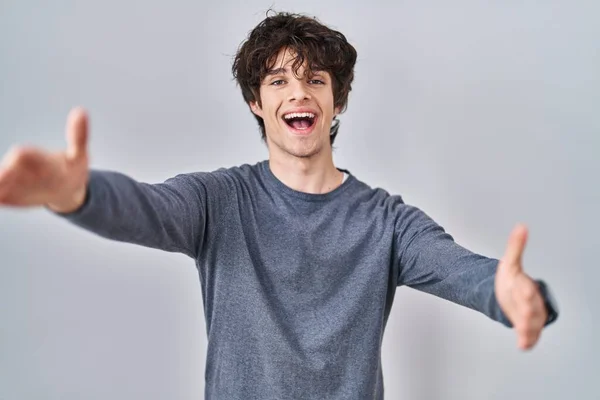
[0,107,209,259]
[394,205,557,350]
[51,168,208,259]
[495,224,558,350]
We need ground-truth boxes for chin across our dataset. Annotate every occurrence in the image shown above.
[290,148,321,158]
[267,128,330,159]
[285,139,325,159]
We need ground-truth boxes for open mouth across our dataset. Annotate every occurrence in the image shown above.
[282,112,316,131]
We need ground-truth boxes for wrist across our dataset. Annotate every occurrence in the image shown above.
[536,280,559,326]
[47,185,88,214]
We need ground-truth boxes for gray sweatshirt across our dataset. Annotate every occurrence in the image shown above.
[54,160,534,399]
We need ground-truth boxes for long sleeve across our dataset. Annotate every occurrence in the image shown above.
[49,169,210,259]
[394,204,513,327]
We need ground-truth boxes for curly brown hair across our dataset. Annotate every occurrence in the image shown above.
[232,10,357,145]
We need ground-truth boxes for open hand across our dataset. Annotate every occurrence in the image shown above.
[495,224,548,350]
[0,107,89,212]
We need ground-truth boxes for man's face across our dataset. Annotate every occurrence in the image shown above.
[250,48,340,159]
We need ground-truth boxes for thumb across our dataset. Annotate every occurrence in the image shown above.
[65,107,89,160]
[500,223,528,274]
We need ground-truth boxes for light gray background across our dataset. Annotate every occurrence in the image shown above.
[1,1,598,399]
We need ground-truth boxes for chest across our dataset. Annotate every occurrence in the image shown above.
[225,200,393,297]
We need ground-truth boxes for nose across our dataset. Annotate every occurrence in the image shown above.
[288,79,311,102]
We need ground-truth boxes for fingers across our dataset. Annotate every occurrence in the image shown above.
[0,165,15,202]
[66,107,88,160]
[501,223,528,274]
[518,331,541,351]
[0,145,43,186]
[0,147,31,204]
[0,146,40,171]
[513,277,547,350]
[1,145,21,168]
[0,146,19,201]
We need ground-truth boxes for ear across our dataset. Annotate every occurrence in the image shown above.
[250,101,263,118]
[334,105,342,116]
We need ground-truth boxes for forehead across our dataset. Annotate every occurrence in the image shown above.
[266,47,327,76]
[270,47,299,67]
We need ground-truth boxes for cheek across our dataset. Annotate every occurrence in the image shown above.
[258,99,277,120]
[319,92,335,114]
[265,108,279,123]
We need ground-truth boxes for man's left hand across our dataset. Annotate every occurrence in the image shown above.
[495,223,548,351]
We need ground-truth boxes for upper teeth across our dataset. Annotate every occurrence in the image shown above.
[284,112,315,119]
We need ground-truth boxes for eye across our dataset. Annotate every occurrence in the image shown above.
[309,79,325,85]
[271,79,285,86]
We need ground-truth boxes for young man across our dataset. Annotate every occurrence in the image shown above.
[0,11,557,400]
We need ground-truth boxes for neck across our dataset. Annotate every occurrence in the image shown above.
[268,152,343,194]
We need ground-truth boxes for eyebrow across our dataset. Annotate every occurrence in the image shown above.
[266,67,288,76]
[265,67,327,76]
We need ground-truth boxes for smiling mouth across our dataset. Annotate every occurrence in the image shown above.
[282,114,316,130]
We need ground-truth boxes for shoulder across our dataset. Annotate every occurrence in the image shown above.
[348,175,438,229]
[165,161,264,190]
[347,174,406,211]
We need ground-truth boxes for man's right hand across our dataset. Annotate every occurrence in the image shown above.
[0,107,90,213]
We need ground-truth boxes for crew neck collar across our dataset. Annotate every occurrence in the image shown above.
[258,160,355,202]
